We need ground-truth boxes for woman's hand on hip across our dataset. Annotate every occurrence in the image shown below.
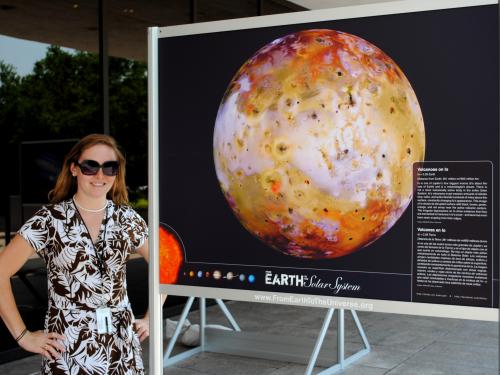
[134,316,150,342]
[18,330,66,361]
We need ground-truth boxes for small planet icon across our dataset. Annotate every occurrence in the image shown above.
[189,271,195,278]
[226,272,235,280]
[197,271,203,278]
[213,29,425,259]
[248,275,256,283]
[239,274,246,282]
[213,270,222,280]
[205,271,211,278]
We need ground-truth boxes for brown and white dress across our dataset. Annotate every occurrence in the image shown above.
[19,199,148,375]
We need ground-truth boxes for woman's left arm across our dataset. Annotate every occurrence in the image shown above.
[134,239,168,342]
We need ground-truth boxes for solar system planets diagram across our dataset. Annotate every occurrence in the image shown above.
[213,29,425,259]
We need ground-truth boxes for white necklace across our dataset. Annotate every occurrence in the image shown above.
[73,195,107,213]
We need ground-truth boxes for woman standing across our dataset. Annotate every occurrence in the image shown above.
[0,134,150,374]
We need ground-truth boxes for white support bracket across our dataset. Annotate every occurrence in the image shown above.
[306,308,370,375]
[163,299,370,374]
[163,296,241,367]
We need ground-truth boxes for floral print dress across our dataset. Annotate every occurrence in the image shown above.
[19,199,148,375]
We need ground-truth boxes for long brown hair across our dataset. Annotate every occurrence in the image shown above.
[49,134,129,205]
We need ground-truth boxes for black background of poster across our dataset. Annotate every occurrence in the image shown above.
[158,4,499,306]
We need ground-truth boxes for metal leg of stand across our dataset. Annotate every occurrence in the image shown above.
[164,297,242,368]
[200,297,206,350]
[351,310,370,351]
[164,296,195,360]
[337,309,345,369]
[305,308,335,375]
[325,309,371,372]
[215,298,241,331]
[162,299,371,374]
[313,309,370,375]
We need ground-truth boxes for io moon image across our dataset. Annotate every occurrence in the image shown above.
[213,30,425,259]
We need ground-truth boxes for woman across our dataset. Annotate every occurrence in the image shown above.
[0,134,151,374]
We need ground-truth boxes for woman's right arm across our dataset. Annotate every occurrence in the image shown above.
[0,235,65,360]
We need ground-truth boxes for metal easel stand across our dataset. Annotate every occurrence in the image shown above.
[163,296,241,367]
[163,300,370,375]
[305,308,370,375]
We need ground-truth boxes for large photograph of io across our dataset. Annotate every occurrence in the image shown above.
[156,1,499,317]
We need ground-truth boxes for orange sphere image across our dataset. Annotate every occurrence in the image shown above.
[159,224,184,284]
[213,30,425,259]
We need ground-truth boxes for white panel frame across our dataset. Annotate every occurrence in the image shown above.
[149,0,499,326]
[148,26,162,375]
[160,285,498,321]
[158,0,497,37]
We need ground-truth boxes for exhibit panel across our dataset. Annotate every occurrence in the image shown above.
[151,0,499,321]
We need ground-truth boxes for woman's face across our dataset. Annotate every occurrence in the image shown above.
[70,144,118,200]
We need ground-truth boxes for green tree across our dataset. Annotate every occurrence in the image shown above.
[0,62,23,211]
[0,46,148,204]
[0,61,21,143]
[11,46,99,141]
[108,56,148,189]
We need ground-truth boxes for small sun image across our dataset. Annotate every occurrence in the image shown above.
[159,223,184,283]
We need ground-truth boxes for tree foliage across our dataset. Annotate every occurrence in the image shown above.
[0,46,148,203]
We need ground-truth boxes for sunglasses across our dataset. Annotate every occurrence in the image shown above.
[75,160,119,176]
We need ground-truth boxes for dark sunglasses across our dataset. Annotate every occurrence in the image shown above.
[75,160,119,176]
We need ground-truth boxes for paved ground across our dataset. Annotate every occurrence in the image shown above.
[0,301,498,375]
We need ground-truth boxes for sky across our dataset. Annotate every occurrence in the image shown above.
[0,34,73,76]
